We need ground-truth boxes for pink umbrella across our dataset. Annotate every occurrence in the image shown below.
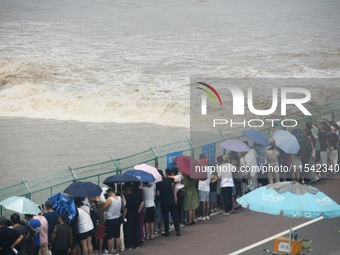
[134,163,162,182]
[176,156,207,180]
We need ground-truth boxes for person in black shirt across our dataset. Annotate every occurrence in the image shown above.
[51,213,73,255]
[43,200,58,247]
[156,168,180,237]
[0,216,23,255]
[124,184,144,249]
[10,213,27,255]
[319,125,331,177]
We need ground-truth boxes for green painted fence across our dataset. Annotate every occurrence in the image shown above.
[0,100,338,216]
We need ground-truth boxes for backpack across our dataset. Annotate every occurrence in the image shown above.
[90,209,100,231]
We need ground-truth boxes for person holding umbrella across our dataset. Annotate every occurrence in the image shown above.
[182,170,199,225]
[156,168,181,236]
[243,141,259,191]
[102,186,124,255]
[218,155,235,215]
[267,138,280,184]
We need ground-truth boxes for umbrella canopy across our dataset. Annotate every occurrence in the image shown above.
[0,196,41,215]
[64,181,102,198]
[237,181,340,249]
[243,129,270,146]
[273,130,300,154]
[236,182,340,219]
[48,193,77,220]
[291,129,312,159]
[124,170,156,182]
[103,174,140,186]
[176,156,207,180]
[220,139,250,152]
[134,163,162,182]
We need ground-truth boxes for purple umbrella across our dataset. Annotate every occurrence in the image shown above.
[220,139,250,152]
[243,129,270,146]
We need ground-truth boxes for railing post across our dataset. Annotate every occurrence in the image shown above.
[186,136,195,158]
[218,128,225,141]
[328,100,334,120]
[68,166,77,182]
[21,178,31,199]
[50,186,53,198]
[110,155,121,174]
[150,146,159,169]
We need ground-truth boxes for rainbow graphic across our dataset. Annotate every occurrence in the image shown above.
[196,82,222,115]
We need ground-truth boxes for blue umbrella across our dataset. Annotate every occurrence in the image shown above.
[237,182,340,218]
[220,139,250,152]
[243,129,270,146]
[291,129,313,160]
[103,174,140,185]
[237,182,340,247]
[124,170,156,182]
[64,181,102,198]
[48,193,76,220]
[273,130,300,154]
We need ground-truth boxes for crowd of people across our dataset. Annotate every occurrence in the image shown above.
[1,121,339,255]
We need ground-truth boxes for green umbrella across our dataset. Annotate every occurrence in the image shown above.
[0,196,41,215]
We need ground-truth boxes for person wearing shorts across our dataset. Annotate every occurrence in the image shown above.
[198,168,211,220]
[142,182,155,240]
[103,187,124,255]
[75,197,94,255]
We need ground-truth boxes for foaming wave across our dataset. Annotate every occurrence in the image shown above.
[0,59,52,85]
[288,64,334,78]
[0,83,190,127]
[229,67,276,78]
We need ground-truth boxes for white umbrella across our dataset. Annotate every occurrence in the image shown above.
[0,196,41,215]
[134,163,162,182]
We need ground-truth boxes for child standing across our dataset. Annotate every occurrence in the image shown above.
[51,213,73,255]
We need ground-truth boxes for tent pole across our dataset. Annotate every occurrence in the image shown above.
[289,219,292,253]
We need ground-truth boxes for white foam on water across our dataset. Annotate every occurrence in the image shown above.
[0,82,190,127]
[0,0,340,127]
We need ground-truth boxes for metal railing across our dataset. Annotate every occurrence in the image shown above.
[0,101,337,216]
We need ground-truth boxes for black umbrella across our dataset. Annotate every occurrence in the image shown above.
[103,174,140,186]
[64,181,102,198]
[291,129,312,160]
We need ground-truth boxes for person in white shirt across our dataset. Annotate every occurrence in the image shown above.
[217,155,234,215]
[75,197,94,255]
[142,182,156,240]
[198,169,211,220]
[103,187,124,255]
[244,142,260,191]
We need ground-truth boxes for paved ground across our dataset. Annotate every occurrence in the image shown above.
[120,177,340,255]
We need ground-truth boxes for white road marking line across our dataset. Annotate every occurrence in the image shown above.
[229,217,323,255]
